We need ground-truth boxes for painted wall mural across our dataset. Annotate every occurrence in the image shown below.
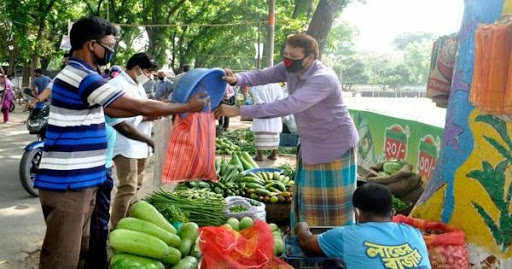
[411,0,512,265]
[349,109,443,183]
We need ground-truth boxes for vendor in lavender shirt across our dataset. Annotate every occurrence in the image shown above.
[215,34,359,226]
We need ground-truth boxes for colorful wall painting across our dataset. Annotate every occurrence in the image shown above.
[349,109,443,183]
[411,0,512,265]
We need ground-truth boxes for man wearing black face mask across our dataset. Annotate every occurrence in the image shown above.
[215,34,359,228]
[34,16,208,269]
[153,70,174,100]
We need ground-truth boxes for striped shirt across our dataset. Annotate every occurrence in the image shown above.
[34,58,124,190]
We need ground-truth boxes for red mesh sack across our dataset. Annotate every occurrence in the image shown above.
[393,215,470,269]
[162,112,217,183]
[198,220,292,269]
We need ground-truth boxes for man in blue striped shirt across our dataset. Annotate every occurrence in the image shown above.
[35,16,207,268]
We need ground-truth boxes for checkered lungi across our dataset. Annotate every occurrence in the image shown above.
[290,147,357,227]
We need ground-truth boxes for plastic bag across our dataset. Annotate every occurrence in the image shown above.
[427,34,458,108]
[153,117,174,184]
[161,112,217,183]
[224,196,266,221]
[393,215,470,269]
[199,220,292,269]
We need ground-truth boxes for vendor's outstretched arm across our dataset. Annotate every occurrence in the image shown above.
[296,222,325,256]
[224,63,287,87]
[216,75,332,119]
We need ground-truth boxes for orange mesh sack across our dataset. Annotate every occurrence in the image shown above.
[471,23,512,115]
[393,215,470,269]
[161,112,217,183]
[198,220,292,269]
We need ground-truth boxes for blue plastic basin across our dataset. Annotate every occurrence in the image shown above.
[172,68,227,112]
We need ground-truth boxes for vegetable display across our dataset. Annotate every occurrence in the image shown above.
[109,201,191,267]
[146,189,228,227]
[215,137,240,155]
[219,128,297,155]
[379,159,408,177]
[175,167,294,203]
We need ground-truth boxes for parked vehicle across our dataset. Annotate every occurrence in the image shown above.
[19,88,48,197]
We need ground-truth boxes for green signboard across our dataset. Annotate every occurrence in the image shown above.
[349,109,444,180]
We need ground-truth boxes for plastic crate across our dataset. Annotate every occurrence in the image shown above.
[280,133,299,147]
[284,235,328,268]
[283,227,333,269]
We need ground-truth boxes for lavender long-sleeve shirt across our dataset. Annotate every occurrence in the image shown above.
[237,60,359,165]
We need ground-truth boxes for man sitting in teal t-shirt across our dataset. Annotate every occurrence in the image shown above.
[296,183,431,269]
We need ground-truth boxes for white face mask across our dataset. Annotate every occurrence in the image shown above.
[136,68,149,85]
[0,84,5,92]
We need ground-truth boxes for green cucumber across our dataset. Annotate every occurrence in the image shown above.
[109,229,171,260]
[161,247,182,265]
[240,157,254,170]
[177,222,199,257]
[116,218,181,247]
[196,181,211,188]
[171,256,198,269]
[111,253,165,269]
[242,152,259,168]
[131,201,177,234]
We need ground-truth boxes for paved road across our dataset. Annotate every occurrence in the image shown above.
[0,111,45,266]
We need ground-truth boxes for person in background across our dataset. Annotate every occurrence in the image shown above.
[219,84,235,131]
[27,54,73,109]
[34,16,207,268]
[109,65,122,79]
[142,72,156,99]
[0,71,15,123]
[31,68,52,95]
[153,70,173,100]
[215,34,359,227]
[109,52,158,228]
[61,52,70,68]
[295,183,431,269]
[250,84,284,161]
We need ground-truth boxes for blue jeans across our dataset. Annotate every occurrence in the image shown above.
[87,167,114,269]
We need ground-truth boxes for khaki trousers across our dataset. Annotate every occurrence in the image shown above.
[111,155,148,227]
[38,187,98,269]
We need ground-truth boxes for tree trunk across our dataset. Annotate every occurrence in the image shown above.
[32,0,58,72]
[306,0,347,58]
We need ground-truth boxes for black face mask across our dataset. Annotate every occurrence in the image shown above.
[93,42,115,66]
[158,76,164,81]
[283,57,305,73]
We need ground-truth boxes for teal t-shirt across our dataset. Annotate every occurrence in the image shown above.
[105,116,122,168]
[318,222,431,269]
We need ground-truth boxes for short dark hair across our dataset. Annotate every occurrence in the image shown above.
[70,16,119,52]
[286,34,319,59]
[182,64,191,72]
[353,183,393,217]
[34,68,43,74]
[126,53,158,71]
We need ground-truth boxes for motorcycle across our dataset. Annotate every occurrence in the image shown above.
[19,88,48,197]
